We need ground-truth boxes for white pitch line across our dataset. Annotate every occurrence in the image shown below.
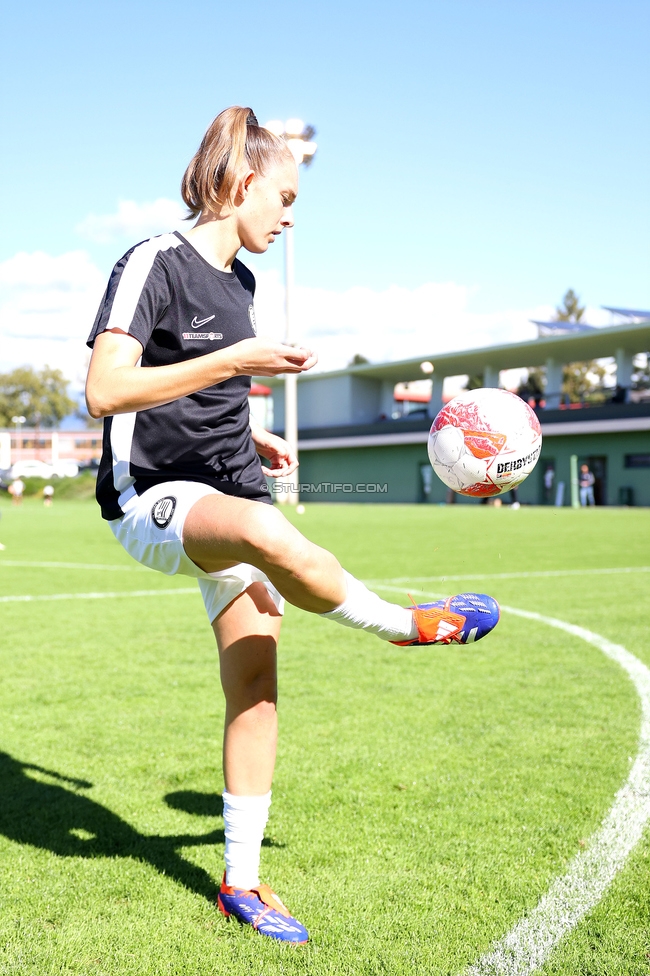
[0,560,146,571]
[365,566,650,586]
[368,583,445,598]
[461,608,650,976]
[368,579,650,974]
[2,562,647,582]
[0,588,199,604]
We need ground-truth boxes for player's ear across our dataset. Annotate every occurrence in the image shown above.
[235,169,256,203]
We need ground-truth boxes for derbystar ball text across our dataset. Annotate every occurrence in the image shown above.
[496,446,541,476]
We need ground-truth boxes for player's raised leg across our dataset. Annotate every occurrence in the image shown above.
[212,582,308,943]
[184,493,500,646]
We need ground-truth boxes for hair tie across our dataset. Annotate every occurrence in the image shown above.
[246,111,259,127]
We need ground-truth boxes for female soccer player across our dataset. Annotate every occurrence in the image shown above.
[85,106,499,944]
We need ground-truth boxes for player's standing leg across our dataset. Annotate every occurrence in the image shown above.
[213,582,308,943]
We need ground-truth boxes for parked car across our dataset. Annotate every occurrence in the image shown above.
[53,460,79,478]
[10,460,54,479]
[10,459,79,479]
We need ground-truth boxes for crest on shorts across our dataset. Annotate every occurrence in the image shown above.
[248,303,257,334]
[151,496,176,529]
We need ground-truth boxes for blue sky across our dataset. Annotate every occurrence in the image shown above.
[1,0,648,384]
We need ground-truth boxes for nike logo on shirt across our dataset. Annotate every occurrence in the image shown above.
[191,314,215,328]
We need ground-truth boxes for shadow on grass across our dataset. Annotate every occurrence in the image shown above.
[0,751,277,904]
[164,790,224,818]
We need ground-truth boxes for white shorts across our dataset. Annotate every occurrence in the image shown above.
[110,481,284,623]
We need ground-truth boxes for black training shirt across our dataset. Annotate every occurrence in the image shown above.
[87,232,271,520]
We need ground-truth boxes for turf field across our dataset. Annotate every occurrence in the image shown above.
[0,498,649,975]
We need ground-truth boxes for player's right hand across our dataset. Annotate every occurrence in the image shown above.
[232,338,318,376]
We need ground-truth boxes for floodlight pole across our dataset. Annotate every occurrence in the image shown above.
[570,454,580,508]
[283,224,299,506]
[263,118,317,507]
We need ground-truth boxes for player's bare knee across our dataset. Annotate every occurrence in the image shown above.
[248,696,277,722]
[281,540,339,589]
[243,505,302,571]
[226,679,278,715]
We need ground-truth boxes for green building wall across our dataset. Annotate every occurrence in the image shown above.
[519,431,650,507]
[289,430,650,506]
[290,444,428,505]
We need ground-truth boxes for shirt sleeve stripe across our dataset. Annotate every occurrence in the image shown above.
[105,234,181,336]
[103,235,180,497]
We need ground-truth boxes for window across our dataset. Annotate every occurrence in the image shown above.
[19,438,48,448]
[624,454,650,468]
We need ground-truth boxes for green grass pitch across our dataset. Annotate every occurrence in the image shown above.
[0,497,649,975]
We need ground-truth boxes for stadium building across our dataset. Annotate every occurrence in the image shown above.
[267,313,650,507]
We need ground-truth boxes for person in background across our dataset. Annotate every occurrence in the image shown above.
[543,465,554,504]
[579,464,595,506]
[0,479,6,549]
[43,485,54,507]
[8,479,24,506]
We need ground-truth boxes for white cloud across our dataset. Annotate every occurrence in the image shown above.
[0,250,106,389]
[248,264,588,372]
[0,244,620,405]
[76,198,186,244]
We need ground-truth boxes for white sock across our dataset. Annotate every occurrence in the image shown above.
[320,571,418,642]
[222,789,272,890]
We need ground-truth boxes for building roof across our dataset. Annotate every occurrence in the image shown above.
[263,318,650,387]
[602,307,650,319]
[530,320,597,335]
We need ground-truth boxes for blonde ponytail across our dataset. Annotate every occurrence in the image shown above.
[181,106,291,218]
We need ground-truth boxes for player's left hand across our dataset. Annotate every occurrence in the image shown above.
[252,428,298,478]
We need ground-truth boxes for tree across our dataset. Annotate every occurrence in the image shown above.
[348,353,370,367]
[554,289,608,403]
[0,366,76,428]
[517,367,545,403]
[632,353,650,390]
[562,360,609,403]
[555,288,585,323]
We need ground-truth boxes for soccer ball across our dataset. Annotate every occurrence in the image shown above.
[428,388,542,497]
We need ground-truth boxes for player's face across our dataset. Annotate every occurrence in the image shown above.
[238,157,299,254]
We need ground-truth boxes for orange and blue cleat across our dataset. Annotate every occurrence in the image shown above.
[391,593,500,646]
[218,874,309,944]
